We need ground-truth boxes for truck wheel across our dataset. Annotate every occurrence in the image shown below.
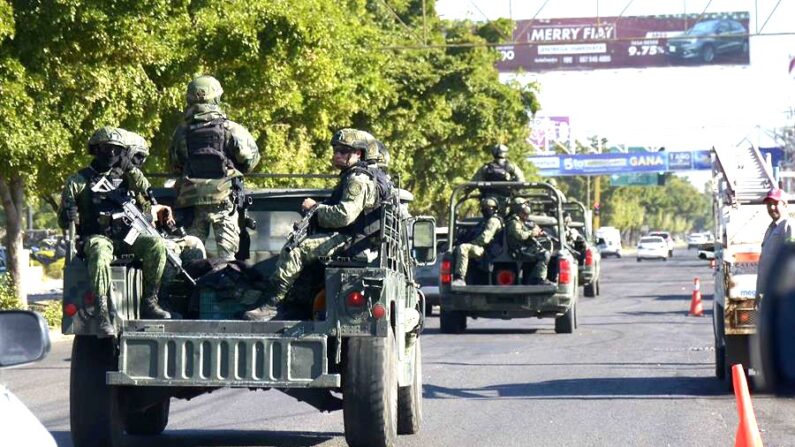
[715,343,727,380]
[725,335,751,387]
[584,282,596,297]
[343,327,398,447]
[595,279,601,296]
[397,337,422,434]
[70,336,125,447]
[125,399,170,435]
[440,309,466,334]
[555,302,576,334]
[424,301,433,317]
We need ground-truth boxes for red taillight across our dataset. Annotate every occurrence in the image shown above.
[372,304,386,320]
[83,291,95,305]
[347,291,365,307]
[496,270,515,285]
[64,303,78,317]
[585,248,593,266]
[558,258,572,284]
[440,259,452,285]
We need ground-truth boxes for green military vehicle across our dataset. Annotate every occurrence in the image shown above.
[563,200,602,298]
[62,183,435,447]
[438,182,580,334]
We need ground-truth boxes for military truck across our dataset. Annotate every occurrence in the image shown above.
[438,182,579,334]
[563,200,601,298]
[62,183,435,447]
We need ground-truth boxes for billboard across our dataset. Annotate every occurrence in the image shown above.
[530,116,571,151]
[497,12,750,72]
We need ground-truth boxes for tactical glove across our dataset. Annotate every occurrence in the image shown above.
[65,206,79,224]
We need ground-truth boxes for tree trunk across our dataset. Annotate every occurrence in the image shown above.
[0,173,27,308]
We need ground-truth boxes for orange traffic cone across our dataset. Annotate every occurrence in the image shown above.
[733,364,763,447]
[688,277,704,316]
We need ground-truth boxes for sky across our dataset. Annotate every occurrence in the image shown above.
[436,0,795,185]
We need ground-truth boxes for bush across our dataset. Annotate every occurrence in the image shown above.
[43,258,65,280]
[0,274,23,310]
[38,300,62,328]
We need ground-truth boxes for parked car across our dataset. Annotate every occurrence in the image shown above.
[687,232,713,249]
[698,243,716,260]
[648,231,674,257]
[667,19,749,63]
[0,310,56,447]
[637,236,669,262]
[595,227,622,258]
[414,227,448,316]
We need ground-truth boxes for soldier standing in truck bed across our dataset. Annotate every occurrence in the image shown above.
[169,75,260,261]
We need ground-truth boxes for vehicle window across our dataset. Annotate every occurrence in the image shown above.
[717,22,729,33]
[731,21,745,32]
[640,237,663,244]
[203,210,301,257]
[689,21,716,35]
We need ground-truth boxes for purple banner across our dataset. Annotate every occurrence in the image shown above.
[497,12,750,72]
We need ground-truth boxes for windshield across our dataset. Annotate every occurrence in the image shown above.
[640,237,664,244]
[688,21,717,35]
[203,210,301,260]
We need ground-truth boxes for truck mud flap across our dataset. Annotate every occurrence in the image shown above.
[107,321,340,388]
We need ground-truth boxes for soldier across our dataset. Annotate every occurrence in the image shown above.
[169,75,261,261]
[472,144,525,182]
[451,197,504,286]
[757,188,793,299]
[244,129,382,320]
[506,200,553,286]
[59,127,172,336]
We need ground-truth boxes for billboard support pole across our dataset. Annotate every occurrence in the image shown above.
[594,176,602,229]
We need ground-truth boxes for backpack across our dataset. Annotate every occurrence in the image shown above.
[184,118,230,179]
[483,161,511,182]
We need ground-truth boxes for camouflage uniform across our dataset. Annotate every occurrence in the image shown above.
[169,76,260,260]
[244,129,379,320]
[506,213,551,284]
[161,235,206,284]
[471,144,525,182]
[59,127,171,331]
[453,198,503,283]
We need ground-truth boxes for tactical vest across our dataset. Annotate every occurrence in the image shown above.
[184,118,231,179]
[77,167,129,239]
[460,215,503,246]
[325,165,388,238]
[483,161,511,182]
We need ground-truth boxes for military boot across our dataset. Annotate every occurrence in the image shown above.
[96,295,116,338]
[141,295,171,319]
[242,296,280,321]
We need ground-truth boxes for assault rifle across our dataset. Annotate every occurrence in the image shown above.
[285,204,319,252]
[93,177,196,285]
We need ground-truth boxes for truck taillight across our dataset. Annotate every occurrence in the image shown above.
[558,258,572,284]
[496,270,515,285]
[440,259,452,285]
[347,291,365,307]
[585,248,593,266]
[64,303,77,317]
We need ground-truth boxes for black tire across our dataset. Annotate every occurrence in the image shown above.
[125,399,170,435]
[663,257,668,262]
[584,282,596,298]
[397,337,422,434]
[668,250,674,257]
[702,44,716,63]
[616,252,622,258]
[555,302,576,334]
[595,279,601,296]
[636,258,641,262]
[715,343,727,381]
[725,335,751,383]
[439,309,467,334]
[343,327,398,447]
[424,301,433,317]
[70,336,125,447]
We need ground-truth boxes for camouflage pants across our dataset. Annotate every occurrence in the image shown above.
[187,200,239,261]
[84,234,166,299]
[270,232,350,302]
[514,245,551,282]
[454,243,485,279]
[162,235,206,284]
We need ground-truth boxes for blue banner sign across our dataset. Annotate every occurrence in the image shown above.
[530,148,783,176]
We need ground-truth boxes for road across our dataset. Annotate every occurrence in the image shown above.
[5,251,795,446]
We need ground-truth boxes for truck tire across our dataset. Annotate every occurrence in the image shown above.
[343,327,398,447]
[555,302,576,334]
[124,399,170,435]
[725,335,751,386]
[714,303,726,380]
[584,282,596,297]
[595,279,601,296]
[440,309,467,334]
[70,336,125,447]
[424,301,433,317]
[397,338,422,434]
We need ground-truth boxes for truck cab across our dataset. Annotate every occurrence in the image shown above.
[563,200,601,297]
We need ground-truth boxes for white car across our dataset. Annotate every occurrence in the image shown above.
[637,236,669,262]
[648,231,674,257]
[687,232,713,249]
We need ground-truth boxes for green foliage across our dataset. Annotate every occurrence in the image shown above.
[1,0,537,223]
[38,300,62,328]
[0,273,22,310]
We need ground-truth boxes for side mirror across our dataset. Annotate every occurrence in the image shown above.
[0,310,51,368]
[412,217,437,266]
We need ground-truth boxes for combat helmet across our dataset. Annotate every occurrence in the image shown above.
[510,197,530,215]
[330,128,375,154]
[123,130,150,168]
[481,196,500,210]
[88,127,126,155]
[491,144,509,159]
[376,140,391,169]
[186,75,224,105]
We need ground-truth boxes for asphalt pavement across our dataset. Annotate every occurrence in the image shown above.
[5,250,795,446]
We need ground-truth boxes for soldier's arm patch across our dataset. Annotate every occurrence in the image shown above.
[346,181,363,197]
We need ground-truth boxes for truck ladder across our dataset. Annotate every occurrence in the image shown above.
[713,145,775,205]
